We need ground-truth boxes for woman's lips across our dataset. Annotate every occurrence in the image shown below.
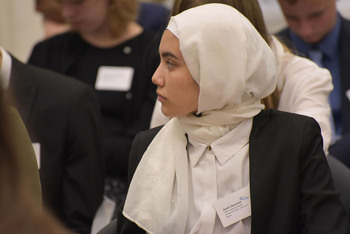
[157,92,166,102]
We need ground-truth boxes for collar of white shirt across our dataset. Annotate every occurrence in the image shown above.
[187,118,252,167]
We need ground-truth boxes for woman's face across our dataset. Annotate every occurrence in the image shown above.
[59,0,110,34]
[152,30,199,118]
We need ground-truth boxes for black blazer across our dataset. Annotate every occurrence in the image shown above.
[115,110,349,234]
[9,56,104,234]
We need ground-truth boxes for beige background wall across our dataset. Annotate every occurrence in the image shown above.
[0,0,44,62]
[0,0,349,62]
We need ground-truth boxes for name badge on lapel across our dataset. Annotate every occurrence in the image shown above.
[214,186,251,228]
[32,143,41,169]
[95,66,134,91]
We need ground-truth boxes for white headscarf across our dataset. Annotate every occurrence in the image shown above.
[123,4,277,233]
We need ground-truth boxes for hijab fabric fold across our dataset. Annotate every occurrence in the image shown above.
[123,4,277,233]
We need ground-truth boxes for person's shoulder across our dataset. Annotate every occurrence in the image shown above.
[254,109,318,130]
[275,27,290,38]
[251,110,321,146]
[134,125,163,147]
[130,126,163,160]
[26,63,92,93]
[138,125,163,140]
[257,109,315,120]
[274,28,299,52]
[32,31,80,49]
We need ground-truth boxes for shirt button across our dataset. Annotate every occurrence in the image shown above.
[123,46,132,54]
[125,92,133,100]
[207,146,211,151]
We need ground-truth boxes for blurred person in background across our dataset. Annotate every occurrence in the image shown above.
[277,0,350,168]
[0,78,72,234]
[34,0,169,38]
[35,0,71,38]
[1,46,104,233]
[28,0,160,211]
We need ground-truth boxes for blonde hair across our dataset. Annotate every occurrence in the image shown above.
[108,0,139,37]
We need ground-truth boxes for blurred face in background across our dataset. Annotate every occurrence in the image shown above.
[278,0,337,44]
[58,0,110,35]
[152,30,199,118]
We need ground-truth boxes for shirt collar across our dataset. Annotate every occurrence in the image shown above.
[187,119,252,167]
[0,47,12,90]
[290,14,341,59]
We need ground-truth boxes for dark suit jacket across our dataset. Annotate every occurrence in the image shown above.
[9,56,104,234]
[114,110,349,234]
[277,16,350,168]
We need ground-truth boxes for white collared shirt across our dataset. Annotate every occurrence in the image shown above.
[0,47,12,90]
[185,119,252,234]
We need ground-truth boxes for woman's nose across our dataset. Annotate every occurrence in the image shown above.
[151,65,164,86]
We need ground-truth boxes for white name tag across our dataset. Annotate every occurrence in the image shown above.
[32,143,41,169]
[95,66,134,91]
[214,186,251,228]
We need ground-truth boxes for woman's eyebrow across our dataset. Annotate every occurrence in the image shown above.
[161,51,179,60]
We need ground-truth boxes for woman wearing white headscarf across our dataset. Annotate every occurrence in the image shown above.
[150,0,334,156]
[115,3,349,234]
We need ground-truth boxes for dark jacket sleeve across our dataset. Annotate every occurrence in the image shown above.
[63,84,104,233]
[249,110,349,234]
[298,118,349,234]
[115,127,162,234]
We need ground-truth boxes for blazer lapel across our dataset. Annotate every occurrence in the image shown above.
[8,55,38,125]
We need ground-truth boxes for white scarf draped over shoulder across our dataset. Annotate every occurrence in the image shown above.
[123,3,277,233]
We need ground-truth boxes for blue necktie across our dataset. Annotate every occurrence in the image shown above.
[308,49,339,144]
[308,49,323,67]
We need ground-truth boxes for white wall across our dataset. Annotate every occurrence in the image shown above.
[0,0,44,62]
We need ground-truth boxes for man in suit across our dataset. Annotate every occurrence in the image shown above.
[0,47,104,234]
[277,0,350,167]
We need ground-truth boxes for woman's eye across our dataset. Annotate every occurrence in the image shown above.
[166,61,175,70]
